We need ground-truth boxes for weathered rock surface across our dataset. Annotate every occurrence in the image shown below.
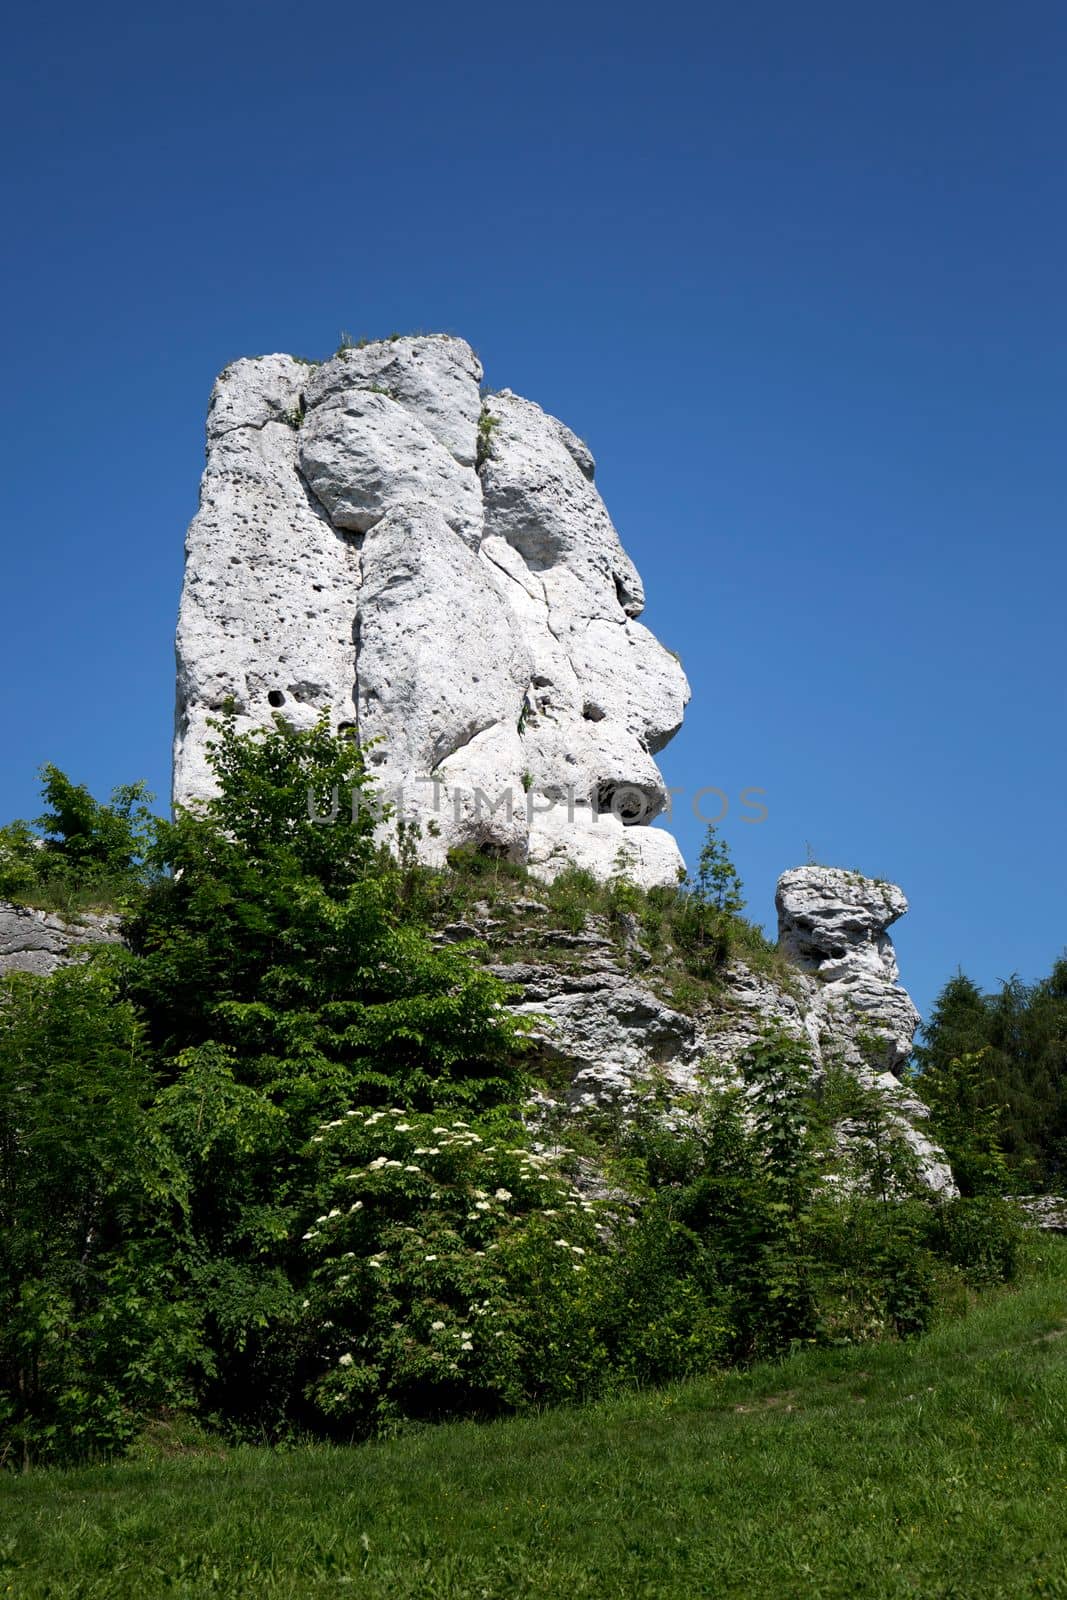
[174,336,689,886]
[299,390,482,543]
[439,866,955,1196]
[777,866,920,1071]
[1013,1195,1067,1233]
[487,928,703,1111]
[0,902,121,978]
[775,867,952,1194]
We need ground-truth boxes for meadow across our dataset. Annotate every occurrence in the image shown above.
[3,1237,1065,1599]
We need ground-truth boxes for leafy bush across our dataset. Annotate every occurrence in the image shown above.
[0,964,203,1465]
[0,768,154,913]
[817,1064,925,1203]
[927,1196,1025,1289]
[0,820,40,903]
[911,1048,1011,1196]
[128,712,527,1112]
[805,1200,939,1342]
[544,866,602,933]
[300,1109,602,1433]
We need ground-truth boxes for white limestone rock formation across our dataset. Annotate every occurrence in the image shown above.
[433,865,955,1196]
[776,867,920,1071]
[0,902,121,979]
[775,866,953,1195]
[174,336,689,887]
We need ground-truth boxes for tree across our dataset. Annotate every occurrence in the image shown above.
[913,973,991,1073]
[0,963,200,1464]
[0,766,154,910]
[911,1048,1009,1196]
[917,962,1067,1190]
[669,827,746,977]
[695,826,745,916]
[128,712,525,1112]
[121,712,529,1428]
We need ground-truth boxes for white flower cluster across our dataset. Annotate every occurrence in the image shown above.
[304,1107,601,1324]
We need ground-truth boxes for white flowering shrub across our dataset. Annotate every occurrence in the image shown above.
[300,1109,605,1433]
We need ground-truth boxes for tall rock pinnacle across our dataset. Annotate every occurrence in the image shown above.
[174,335,690,885]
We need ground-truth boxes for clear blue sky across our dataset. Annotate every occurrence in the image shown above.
[1,0,1064,1019]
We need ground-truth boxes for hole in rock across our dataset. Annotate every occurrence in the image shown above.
[337,722,357,742]
[583,702,606,722]
[596,782,652,824]
[267,690,286,707]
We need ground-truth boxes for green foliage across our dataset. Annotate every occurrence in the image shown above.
[926,1195,1025,1289]
[0,819,40,902]
[0,719,1054,1468]
[120,714,528,1433]
[301,1104,744,1434]
[818,1063,925,1205]
[806,1199,939,1342]
[916,963,1067,1189]
[475,407,500,470]
[434,825,794,1004]
[912,1047,1011,1196]
[695,825,745,915]
[6,1238,1067,1599]
[0,767,154,912]
[131,712,526,1112]
[543,865,601,933]
[302,1109,602,1433]
[661,827,788,990]
[599,852,641,920]
[738,1027,817,1212]
[0,964,202,1465]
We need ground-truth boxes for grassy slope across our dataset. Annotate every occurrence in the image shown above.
[3,1240,1066,1600]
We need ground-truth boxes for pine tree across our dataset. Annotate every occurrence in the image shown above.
[917,961,1067,1190]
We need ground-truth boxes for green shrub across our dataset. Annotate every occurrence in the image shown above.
[300,1109,602,1433]
[475,407,500,470]
[0,768,155,913]
[928,1196,1025,1288]
[544,866,601,933]
[0,964,203,1466]
[805,1200,939,1342]
[0,821,40,902]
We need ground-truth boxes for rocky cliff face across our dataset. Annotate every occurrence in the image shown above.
[0,903,121,979]
[443,865,955,1195]
[174,336,690,888]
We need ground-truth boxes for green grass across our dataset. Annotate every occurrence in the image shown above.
[1,876,130,919]
[4,1241,1067,1598]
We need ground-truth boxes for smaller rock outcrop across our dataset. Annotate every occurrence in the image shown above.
[777,867,919,1071]
[0,902,121,979]
[434,865,955,1196]
[776,867,951,1194]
